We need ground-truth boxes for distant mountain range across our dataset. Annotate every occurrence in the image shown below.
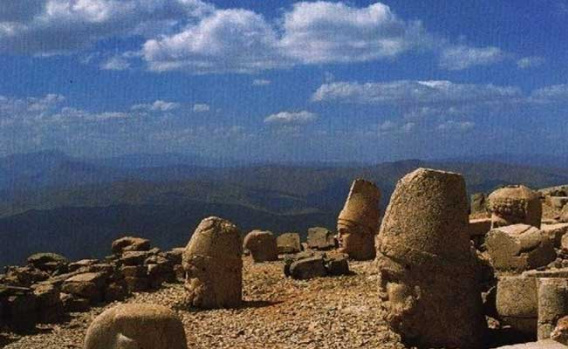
[1,150,567,267]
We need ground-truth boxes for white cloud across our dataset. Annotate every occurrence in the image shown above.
[252,79,271,86]
[132,100,181,112]
[279,2,430,64]
[437,120,475,132]
[377,120,416,135]
[100,56,130,70]
[517,56,546,69]
[0,0,213,55]
[193,103,210,112]
[439,45,506,70]
[530,84,568,103]
[312,80,523,106]
[264,111,318,124]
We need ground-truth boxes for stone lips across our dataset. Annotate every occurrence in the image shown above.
[83,303,188,349]
[337,179,381,260]
[488,185,542,229]
[182,216,243,309]
[376,168,486,349]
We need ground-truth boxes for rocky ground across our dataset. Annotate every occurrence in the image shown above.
[1,258,407,349]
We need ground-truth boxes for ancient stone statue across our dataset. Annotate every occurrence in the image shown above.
[487,185,542,229]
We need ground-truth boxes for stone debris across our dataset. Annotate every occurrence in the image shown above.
[376,168,486,349]
[84,303,188,349]
[485,224,556,271]
[551,315,568,345]
[182,216,243,309]
[243,230,278,262]
[111,236,151,254]
[488,185,542,229]
[496,276,539,335]
[337,179,381,260]
[542,223,568,248]
[283,252,350,280]
[26,253,68,274]
[276,233,302,254]
[306,227,337,250]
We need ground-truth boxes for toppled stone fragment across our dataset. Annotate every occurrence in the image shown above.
[538,278,568,341]
[542,223,568,248]
[276,233,302,254]
[27,253,68,273]
[376,168,486,349]
[486,224,556,271]
[307,227,337,250]
[243,230,278,262]
[551,316,568,345]
[84,303,188,349]
[496,276,538,335]
[61,272,106,303]
[182,216,243,309]
[337,179,381,260]
[488,185,542,229]
[111,236,150,254]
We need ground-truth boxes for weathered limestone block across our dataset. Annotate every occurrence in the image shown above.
[182,216,243,309]
[538,278,568,341]
[276,233,302,254]
[307,227,337,250]
[542,223,568,248]
[111,236,150,254]
[62,272,106,303]
[337,179,381,260]
[32,282,63,323]
[376,168,486,349]
[469,217,492,248]
[83,303,188,349]
[496,276,538,335]
[243,230,278,262]
[545,196,568,210]
[488,185,542,229]
[289,256,327,280]
[486,224,556,271]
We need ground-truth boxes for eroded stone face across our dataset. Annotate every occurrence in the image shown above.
[375,168,486,349]
[487,185,542,229]
[182,217,243,309]
[337,179,380,260]
[83,303,188,349]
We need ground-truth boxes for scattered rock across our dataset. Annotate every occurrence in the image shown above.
[243,230,278,262]
[551,315,568,345]
[307,227,337,250]
[496,276,538,335]
[111,236,151,254]
[276,233,302,254]
[26,253,68,273]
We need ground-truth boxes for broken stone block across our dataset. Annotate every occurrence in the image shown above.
[307,227,337,250]
[61,272,106,303]
[538,278,568,341]
[376,168,486,349]
[325,254,350,276]
[104,281,129,302]
[337,179,380,260]
[542,223,568,248]
[485,224,556,271]
[27,252,68,273]
[243,230,278,262]
[124,277,150,292]
[276,233,302,254]
[488,185,542,229]
[111,236,151,254]
[496,276,538,335]
[32,282,63,323]
[289,256,327,280]
[68,259,99,272]
[182,216,243,309]
[120,251,152,266]
[0,289,37,331]
[60,292,90,312]
[546,196,568,210]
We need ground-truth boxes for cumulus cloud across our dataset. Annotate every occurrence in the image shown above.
[132,100,181,112]
[439,45,506,70]
[252,79,271,86]
[192,103,210,112]
[377,120,416,135]
[437,120,475,132]
[517,56,546,69]
[0,1,515,73]
[100,56,131,70]
[264,111,318,124]
[312,80,523,106]
[0,0,213,55]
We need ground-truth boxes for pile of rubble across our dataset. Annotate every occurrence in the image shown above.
[0,236,184,332]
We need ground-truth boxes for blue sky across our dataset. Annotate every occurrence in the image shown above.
[0,0,567,163]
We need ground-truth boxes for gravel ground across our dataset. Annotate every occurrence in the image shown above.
[1,258,408,349]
